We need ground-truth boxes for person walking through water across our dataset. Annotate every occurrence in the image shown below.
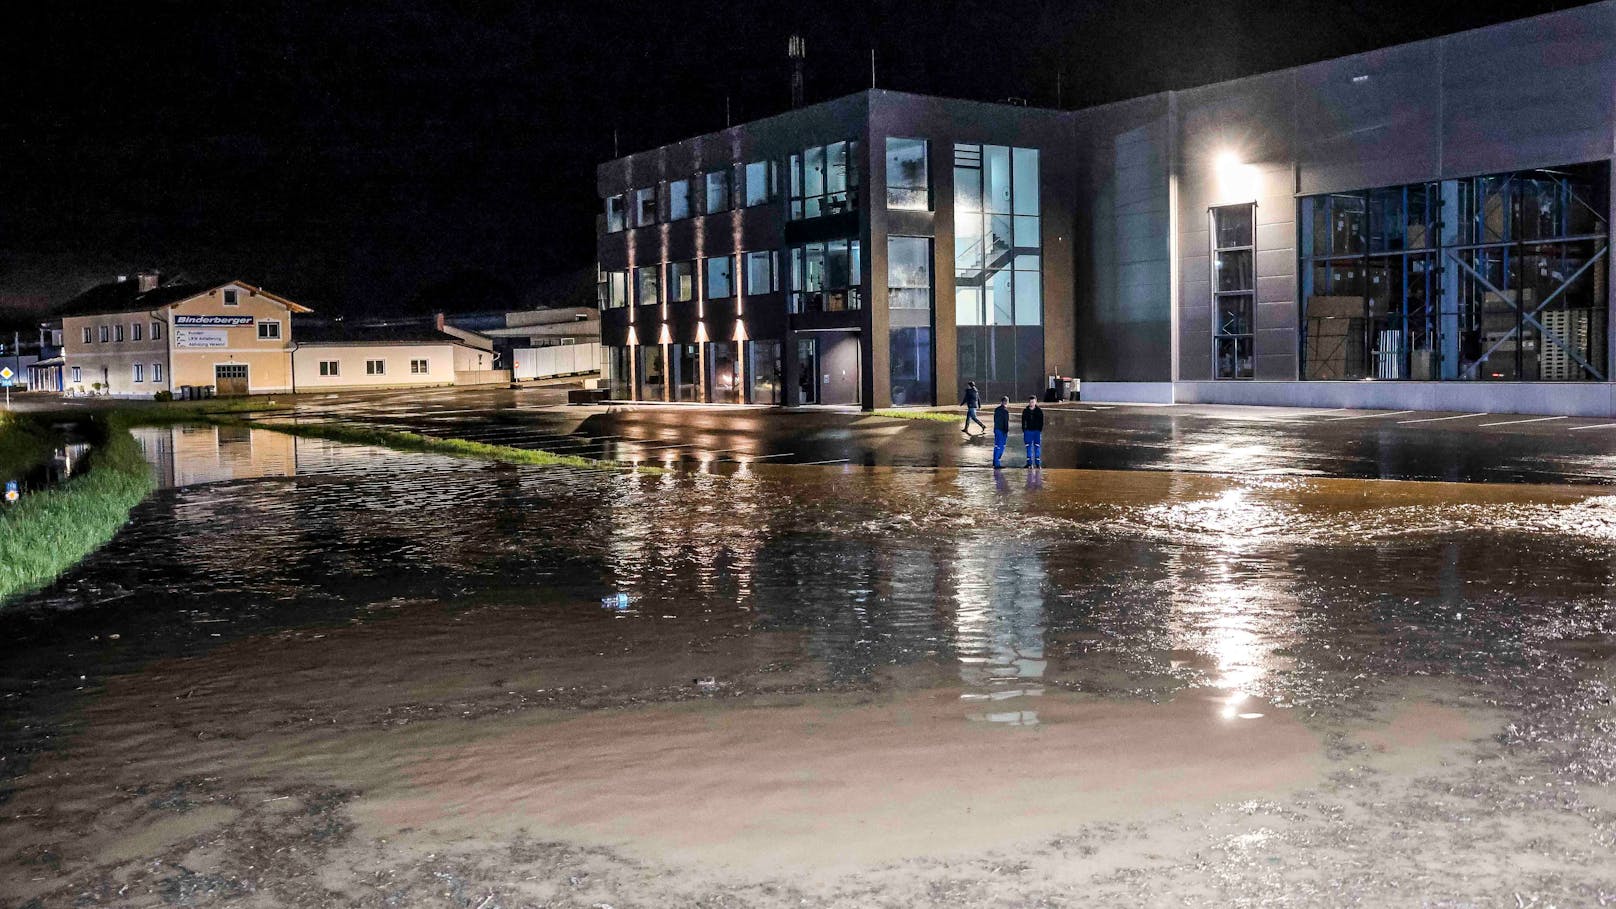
[992,396,1011,468]
[1022,396,1044,468]
[961,381,986,434]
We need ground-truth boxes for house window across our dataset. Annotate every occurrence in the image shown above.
[705,171,730,213]
[319,360,339,377]
[886,138,929,210]
[744,250,779,295]
[366,359,385,375]
[83,327,92,344]
[743,160,777,207]
[131,322,143,341]
[632,187,658,227]
[1212,203,1256,379]
[71,366,82,383]
[152,363,163,383]
[133,363,144,383]
[668,178,694,220]
[605,194,626,233]
[635,265,661,306]
[258,321,281,340]
[705,255,733,299]
[789,140,859,219]
[223,288,239,305]
[99,325,109,343]
[114,324,124,342]
[410,358,429,374]
[667,260,696,303]
[151,321,163,340]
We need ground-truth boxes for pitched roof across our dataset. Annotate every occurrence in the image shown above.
[56,278,313,317]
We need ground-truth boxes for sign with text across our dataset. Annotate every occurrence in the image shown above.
[174,328,229,349]
[173,315,255,327]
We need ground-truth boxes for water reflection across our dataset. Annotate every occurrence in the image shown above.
[954,536,1047,725]
[133,424,297,487]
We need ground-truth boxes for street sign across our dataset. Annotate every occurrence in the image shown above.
[4,482,18,504]
[0,367,12,379]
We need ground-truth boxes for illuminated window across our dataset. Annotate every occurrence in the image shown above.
[605,194,626,232]
[789,140,858,219]
[705,256,733,299]
[954,143,1042,401]
[705,171,730,213]
[743,161,776,207]
[886,138,929,210]
[632,187,657,227]
[1212,203,1255,379]
[599,268,628,309]
[789,239,861,312]
[668,178,694,220]
[635,265,660,306]
[667,260,696,303]
[744,250,779,295]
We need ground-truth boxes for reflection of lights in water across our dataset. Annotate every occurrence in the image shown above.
[952,536,1047,724]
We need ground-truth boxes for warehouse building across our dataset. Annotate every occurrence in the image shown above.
[598,2,1616,415]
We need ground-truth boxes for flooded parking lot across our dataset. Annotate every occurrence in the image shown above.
[4,423,1616,906]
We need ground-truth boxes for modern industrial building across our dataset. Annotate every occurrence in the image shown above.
[598,2,1616,415]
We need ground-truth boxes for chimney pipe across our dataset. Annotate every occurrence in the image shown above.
[136,270,161,292]
[788,35,805,109]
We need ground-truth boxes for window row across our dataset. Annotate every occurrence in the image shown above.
[604,340,786,405]
[84,321,165,343]
[315,358,431,377]
[606,161,780,231]
[123,363,164,383]
[599,252,785,308]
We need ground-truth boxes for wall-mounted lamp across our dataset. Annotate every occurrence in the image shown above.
[1214,150,1261,204]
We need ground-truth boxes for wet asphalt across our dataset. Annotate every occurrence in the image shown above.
[266,385,1616,485]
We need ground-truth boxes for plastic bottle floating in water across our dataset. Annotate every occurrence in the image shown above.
[601,592,631,612]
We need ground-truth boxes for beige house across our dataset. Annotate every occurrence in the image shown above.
[292,337,490,391]
[59,273,310,397]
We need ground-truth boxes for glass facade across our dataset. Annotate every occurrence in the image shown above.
[747,340,783,404]
[705,255,733,299]
[605,346,632,399]
[888,235,933,406]
[598,267,628,309]
[605,194,625,232]
[886,138,929,210]
[707,341,741,403]
[1301,163,1609,381]
[705,170,730,213]
[668,178,693,220]
[745,250,779,295]
[634,265,659,306]
[744,160,776,207]
[954,143,1042,402]
[667,260,695,303]
[789,140,859,219]
[636,344,665,400]
[788,239,862,312]
[1213,204,1255,379]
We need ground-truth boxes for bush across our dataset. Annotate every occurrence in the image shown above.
[153,390,174,402]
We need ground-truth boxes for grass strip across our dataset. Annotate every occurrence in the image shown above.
[0,413,156,604]
[870,409,963,423]
[223,417,662,473]
[1,413,63,482]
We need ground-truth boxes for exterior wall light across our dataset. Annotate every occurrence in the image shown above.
[1214,150,1261,205]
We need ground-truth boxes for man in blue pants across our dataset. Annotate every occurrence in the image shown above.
[1021,396,1044,468]
[991,396,1010,468]
[961,381,986,435]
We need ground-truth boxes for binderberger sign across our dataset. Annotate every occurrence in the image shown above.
[173,315,255,327]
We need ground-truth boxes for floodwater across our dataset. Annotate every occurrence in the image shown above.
[3,425,1616,906]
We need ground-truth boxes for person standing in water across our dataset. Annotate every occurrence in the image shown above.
[992,396,1011,468]
[961,381,986,435]
[1021,396,1044,468]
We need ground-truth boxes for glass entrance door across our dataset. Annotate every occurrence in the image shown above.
[795,338,818,405]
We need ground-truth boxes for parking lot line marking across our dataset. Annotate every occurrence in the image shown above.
[1288,408,1351,417]
[1326,410,1415,421]
[744,452,797,460]
[1568,422,1616,431]
[797,458,851,465]
[1476,415,1567,428]
[1397,412,1489,424]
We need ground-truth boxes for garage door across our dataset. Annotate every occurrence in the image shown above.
[215,364,249,396]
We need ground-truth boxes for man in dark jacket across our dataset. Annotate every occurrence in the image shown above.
[1022,396,1044,468]
[960,381,986,434]
[991,396,1011,468]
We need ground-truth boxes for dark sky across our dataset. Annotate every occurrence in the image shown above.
[0,0,1583,320]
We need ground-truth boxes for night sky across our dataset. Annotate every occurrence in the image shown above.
[0,0,1583,322]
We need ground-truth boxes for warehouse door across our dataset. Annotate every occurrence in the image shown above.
[215,364,249,396]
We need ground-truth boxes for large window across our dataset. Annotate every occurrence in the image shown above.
[747,340,782,404]
[705,171,730,213]
[789,140,858,219]
[667,260,696,303]
[605,194,626,232]
[635,264,660,306]
[707,341,741,403]
[889,236,934,405]
[886,138,929,210]
[1300,163,1608,381]
[788,239,861,312]
[1213,204,1255,379]
[668,178,694,220]
[705,256,733,299]
[743,160,777,207]
[605,346,632,400]
[744,250,779,295]
[954,143,1043,402]
[632,187,658,227]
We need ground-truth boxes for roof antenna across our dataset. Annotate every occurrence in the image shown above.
[725,94,732,127]
[789,35,806,108]
[870,48,876,89]
[612,127,619,159]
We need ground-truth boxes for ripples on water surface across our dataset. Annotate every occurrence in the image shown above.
[2,429,1612,743]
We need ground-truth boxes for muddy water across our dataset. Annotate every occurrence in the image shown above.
[4,432,1616,906]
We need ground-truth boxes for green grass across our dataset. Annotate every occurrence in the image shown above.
[870,408,963,423]
[1,413,63,482]
[114,396,293,424]
[0,413,157,604]
[220,417,661,473]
